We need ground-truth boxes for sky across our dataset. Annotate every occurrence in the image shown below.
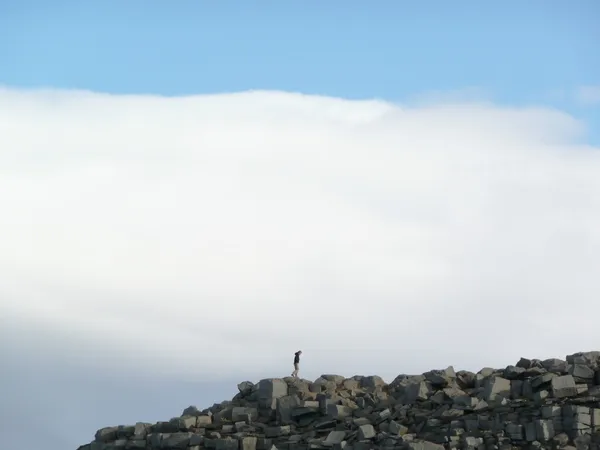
[1,1,599,449]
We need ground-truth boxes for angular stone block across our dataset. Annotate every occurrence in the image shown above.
[324,431,346,446]
[357,424,376,440]
[552,375,578,398]
[535,419,555,441]
[483,377,511,402]
[258,379,289,409]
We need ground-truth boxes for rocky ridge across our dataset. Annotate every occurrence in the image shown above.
[78,351,600,450]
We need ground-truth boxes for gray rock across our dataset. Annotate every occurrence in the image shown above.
[389,420,408,436]
[95,427,119,443]
[324,431,347,446]
[238,381,255,395]
[505,423,524,440]
[566,351,600,367]
[276,395,301,424]
[568,364,595,381]
[182,406,202,416]
[318,374,346,385]
[424,366,456,387]
[551,375,578,398]
[163,432,194,449]
[503,365,526,379]
[197,415,212,426]
[241,437,258,450]
[360,375,386,390]
[171,415,196,430]
[190,434,204,446]
[406,441,445,450]
[265,426,290,438]
[357,424,376,440]
[215,439,239,450]
[232,407,258,422]
[542,358,568,373]
[531,372,556,389]
[535,419,555,441]
[516,357,533,369]
[404,381,431,403]
[133,423,151,440]
[258,379,288,409]
[326,404,352,419]
[483,376,511,402]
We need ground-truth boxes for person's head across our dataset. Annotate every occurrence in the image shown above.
[297,350,302,355]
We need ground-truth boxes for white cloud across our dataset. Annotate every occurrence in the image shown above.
[1,87,599,383]
[575,85,600,105]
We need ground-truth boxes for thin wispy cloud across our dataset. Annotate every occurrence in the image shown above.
[1,87,599,384]
[575,85,600,106]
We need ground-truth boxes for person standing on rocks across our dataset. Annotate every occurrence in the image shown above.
[291,350,302,378]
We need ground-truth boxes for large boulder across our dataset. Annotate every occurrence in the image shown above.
[258,379,288,409]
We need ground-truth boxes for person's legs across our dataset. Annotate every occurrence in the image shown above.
[291,363,299,378]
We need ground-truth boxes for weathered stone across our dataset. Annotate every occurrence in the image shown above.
[232,407,258,422]
[276,395,302,424]
[265,426,291,438]
[132,423,151,440]
[406,441,445,450]
[238,381,255,395]
[503,365,526,379]
[256,438,273,450]
[171,415,197,430]
[542,358,568,373]
[323,431,346,446]
[534,389,549,402]
[360,375,386,390]
[423,367,456,387]
[531,372,556,388]
[182,406,202,416]
[197,415,213,426]
[553,433,570,447]
[535,419,555,441]
[326,404,352,419]
[388,420,408,436]
[190,434,204,446]
[567,352,600,367]
[241,437,258,450]
[163,432,193,449]
[552,375,578,398]
[516,357,533,369]
[483,377,511,402]
[258,379,288,409]
[569,364,595,381]
[404,381,431,403]
[357,424,376,440]
[505,423,524,441]
[95,427,119,443]
[147,433,163,449]
[215,439,239,450]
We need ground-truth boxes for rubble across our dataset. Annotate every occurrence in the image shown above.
[77,351,600,450]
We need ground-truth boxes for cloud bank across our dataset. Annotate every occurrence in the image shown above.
[1,87,599,383]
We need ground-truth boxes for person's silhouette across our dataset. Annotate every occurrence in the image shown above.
[291,350,302,378]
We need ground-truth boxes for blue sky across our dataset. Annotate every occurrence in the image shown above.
[2,1,599,141]
[1,1,598,99]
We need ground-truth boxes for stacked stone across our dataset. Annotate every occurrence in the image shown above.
[77,351,600,450]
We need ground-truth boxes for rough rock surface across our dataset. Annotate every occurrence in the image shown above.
[77,351,600,450]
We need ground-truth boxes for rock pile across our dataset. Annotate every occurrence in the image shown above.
[78,351,600,450]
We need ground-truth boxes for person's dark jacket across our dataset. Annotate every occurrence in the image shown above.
[294,352,300,364]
